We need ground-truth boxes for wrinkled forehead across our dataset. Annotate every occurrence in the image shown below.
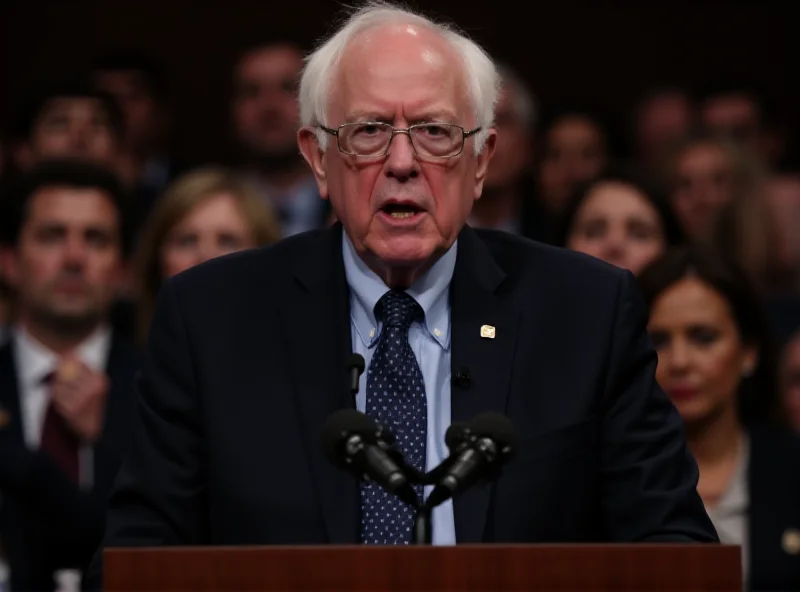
[329,23,471,124]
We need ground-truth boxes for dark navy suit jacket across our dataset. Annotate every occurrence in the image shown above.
[86,224,717,586]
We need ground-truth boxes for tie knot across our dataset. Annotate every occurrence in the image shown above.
[376,290,423,330]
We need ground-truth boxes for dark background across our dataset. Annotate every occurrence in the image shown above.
[3,0,796,164]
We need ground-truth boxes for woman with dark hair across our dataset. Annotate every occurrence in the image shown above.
[559,165,685,276]
[638,247,800,590]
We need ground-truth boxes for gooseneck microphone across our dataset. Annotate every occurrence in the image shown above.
[347,354,366,395]
[321,409,419,507]
[424,412,517,509]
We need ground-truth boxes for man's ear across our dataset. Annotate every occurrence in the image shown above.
[298,127,329,199]
[473,129,497,200]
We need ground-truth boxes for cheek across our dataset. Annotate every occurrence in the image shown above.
[96,132,114,147]
[626,241,664,271]
[698,345,743,394]
[426,164,472,218]
[330,164,382,220]
[39,132,68,152]
[90,254,122,281]
[655,356,669,386]
[21,250,60,284]
[161,247,195,279]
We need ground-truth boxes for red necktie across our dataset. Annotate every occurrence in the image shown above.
[39,372,80,483]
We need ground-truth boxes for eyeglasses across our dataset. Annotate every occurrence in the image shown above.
[318,122,481,160]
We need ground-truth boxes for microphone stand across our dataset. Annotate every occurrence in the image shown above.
[412,503,433,545]
[406,450,464,545]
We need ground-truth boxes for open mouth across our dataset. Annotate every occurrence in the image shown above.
[380,202,425,220]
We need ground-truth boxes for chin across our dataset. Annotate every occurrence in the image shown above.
[674,399,719,427]
[369,235,439,268]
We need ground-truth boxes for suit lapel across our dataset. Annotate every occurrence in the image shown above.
[0,341,25,446]
[450,227,520,543]
[284,224,359,543]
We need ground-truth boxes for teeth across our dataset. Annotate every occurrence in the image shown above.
[390,211,415,219]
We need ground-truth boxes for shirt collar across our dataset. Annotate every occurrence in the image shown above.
[342,232,455,350]
[13,324,112,389]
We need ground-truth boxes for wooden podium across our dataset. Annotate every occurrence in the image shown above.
[104,544,741,591]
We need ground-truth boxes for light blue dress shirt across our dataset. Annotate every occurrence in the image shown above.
[342,234,457,545]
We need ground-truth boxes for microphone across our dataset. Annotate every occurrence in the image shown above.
[347,353,366,395]
[321,409,419,507]
[424,412,516,509]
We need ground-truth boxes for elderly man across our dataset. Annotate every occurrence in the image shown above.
[87,2,716,583]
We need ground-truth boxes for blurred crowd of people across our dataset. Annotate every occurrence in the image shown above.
[1,34,800,591]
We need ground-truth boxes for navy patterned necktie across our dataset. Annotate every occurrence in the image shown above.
[361,290,427,544]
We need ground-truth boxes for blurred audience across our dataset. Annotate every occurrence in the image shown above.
[0,11,798,589]
[231,42,327,236]
[639,247,800,591]
[559,165,685,275]
[537,105,610,218]
[632,85,696,172]
[134,166,280,343]
[90,50,184,221]
[8,81,123,175]
[469,65,551,240]
[781,329,800,433]
[664,133,785,292]
[766,174,800,290]
[699,81,785,171]
[0,160,141,591]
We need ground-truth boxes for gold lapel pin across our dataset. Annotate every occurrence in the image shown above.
[782,528,800,555]
[480,325,496,339]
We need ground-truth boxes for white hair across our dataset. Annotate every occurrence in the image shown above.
[299,1,499,155]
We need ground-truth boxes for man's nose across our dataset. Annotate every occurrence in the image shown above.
[69,123,92,152]
[384,132,420,181]
[62,237,89,268]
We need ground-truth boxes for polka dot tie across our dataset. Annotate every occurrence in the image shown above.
[361,290,427,545]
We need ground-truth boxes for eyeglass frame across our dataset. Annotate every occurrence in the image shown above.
[318,121,482,159]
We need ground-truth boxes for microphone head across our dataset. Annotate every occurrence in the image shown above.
[347,353,366,374]
[444,422,469,450]
[321,409,378,467]
[469,412,517,452]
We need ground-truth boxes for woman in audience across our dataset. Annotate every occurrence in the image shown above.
[638,247,800,591]
[663,134,785,292]
[135,166,280,342]
[559,166,685,275]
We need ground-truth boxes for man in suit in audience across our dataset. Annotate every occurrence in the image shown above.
[9,81,124,176]
[0,161,141,591]
[88,2,717,585]
[230,41,329,237]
